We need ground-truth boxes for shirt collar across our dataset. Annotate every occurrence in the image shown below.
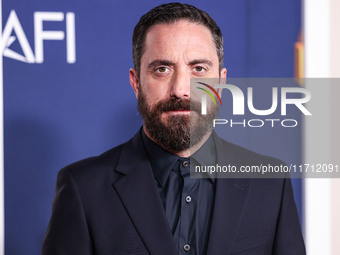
[191,133,216,167]
[191,133,217,181]
[141,129,217,186]
[141,129,179,188]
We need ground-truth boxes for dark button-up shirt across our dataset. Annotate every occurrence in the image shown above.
[142,130,216,255]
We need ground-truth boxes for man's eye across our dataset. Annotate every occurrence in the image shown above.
[156,67,168,73]
[194,66,206,72]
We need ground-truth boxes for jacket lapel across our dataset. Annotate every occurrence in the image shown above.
[112,131,177,255]
[206,134,252,255]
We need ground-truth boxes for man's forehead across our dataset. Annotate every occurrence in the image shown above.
[145,20,212,38]
[142,21,217,60]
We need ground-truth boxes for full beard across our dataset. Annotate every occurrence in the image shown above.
[138,87,219,153]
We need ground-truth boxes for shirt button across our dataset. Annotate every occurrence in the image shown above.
[182,160,189,167]
[185,196,192,203]
[183,244,190,251]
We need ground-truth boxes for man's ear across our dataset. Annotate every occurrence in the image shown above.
[218,67,227,97]
[129,68,139,99]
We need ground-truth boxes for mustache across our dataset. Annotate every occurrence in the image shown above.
[154,99,201,113]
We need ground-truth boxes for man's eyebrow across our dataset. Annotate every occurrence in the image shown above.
[147,59,214,70]
[147,59,174,69]
[189,59,214,67]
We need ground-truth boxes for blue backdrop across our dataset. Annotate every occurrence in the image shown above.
[2,0,301,254]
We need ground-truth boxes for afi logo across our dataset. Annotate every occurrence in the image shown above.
[198,83,312,116]
[0,10,76,63]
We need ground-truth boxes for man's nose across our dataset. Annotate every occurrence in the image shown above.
[170,69,190,99]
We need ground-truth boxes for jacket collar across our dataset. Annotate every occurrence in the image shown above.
[113,129,178,255]
[206,132,252,255]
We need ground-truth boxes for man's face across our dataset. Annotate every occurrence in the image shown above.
[130,21,227,152]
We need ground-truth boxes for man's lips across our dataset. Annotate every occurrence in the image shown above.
[162,110,191,114]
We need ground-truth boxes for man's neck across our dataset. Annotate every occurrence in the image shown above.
[143,126,212,158]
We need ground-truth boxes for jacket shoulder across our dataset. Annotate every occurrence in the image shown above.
[58,142,126,184]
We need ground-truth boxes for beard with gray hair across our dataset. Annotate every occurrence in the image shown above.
[137,86,218,153]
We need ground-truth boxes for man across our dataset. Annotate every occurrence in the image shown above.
[42,3,305,255]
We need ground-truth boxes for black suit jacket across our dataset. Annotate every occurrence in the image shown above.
[42,130,305,255]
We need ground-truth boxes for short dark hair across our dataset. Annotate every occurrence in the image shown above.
[132,2,224,76]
